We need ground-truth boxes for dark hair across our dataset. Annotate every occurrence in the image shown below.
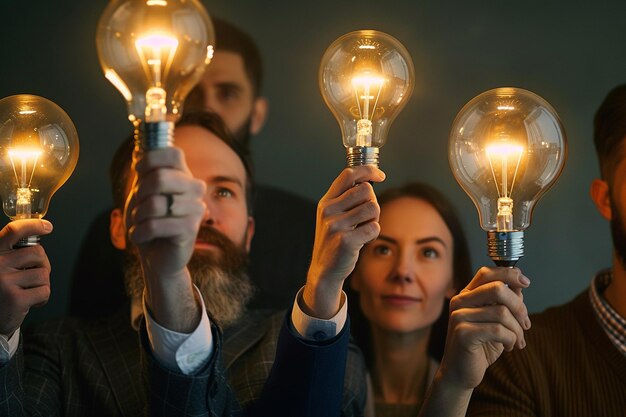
[346,182,473,363]
[213,18,264,97]
[594,84,626,184]
[109,112,255,214]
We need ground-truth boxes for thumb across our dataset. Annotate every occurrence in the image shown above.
[0,219,53,251]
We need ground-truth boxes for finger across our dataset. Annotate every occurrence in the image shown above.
[0,220,53,252]
[451,305,526,349]
[465,266,531,292]
[129,210,205,246]
[324,167,385,200]
[1,282,51,314]
[134,169,206,202]
[343,220,381,249]
[451,281,531,331]
[454,321,519,352]
[131,194,205,224]
[133,147,189,177]
[2,267,50,290]
[328,200,380,232]
[21,284,51,308]
[321,181,378,218]
[0,245,51,272]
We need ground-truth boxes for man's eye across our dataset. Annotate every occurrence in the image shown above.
[216,188,233,198]
[218,88,239,101]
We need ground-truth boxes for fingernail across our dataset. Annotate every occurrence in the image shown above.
[524,317,531,330]
[519,275,531,286]
[41,220,53,232]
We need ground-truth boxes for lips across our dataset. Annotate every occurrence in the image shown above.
[194,240,218,251]
[381,294,422,306]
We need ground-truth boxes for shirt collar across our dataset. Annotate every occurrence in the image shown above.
[589,269,626,356]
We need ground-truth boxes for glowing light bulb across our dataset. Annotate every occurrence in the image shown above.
[319,30,414,167]
[449,87,567,266]
[0,95,79,246]
[96,0,214,149]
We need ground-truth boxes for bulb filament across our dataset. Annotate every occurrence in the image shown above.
[485,143,524,231]
[8,147,42,218]
[135,33,179,121]
[352,74,385,146]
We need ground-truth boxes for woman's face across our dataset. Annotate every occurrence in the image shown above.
[351,197,455,335]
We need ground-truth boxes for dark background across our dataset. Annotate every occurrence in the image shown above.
[0,1,623,324]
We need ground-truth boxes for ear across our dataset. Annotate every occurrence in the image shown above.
[244,216,255,253]
[590,179,612,221]
[445,281,457,299]
[110,208,127,250]
[249,97,268,135]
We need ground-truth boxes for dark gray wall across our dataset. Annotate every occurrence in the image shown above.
[1,1,623,324]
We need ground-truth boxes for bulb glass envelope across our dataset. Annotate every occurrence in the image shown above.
[319,30,414,149]
[0,95,79,220]
[449,87,566,232]
[96,0,214,123]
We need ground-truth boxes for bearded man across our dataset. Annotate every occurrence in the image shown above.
[0,111,381,416]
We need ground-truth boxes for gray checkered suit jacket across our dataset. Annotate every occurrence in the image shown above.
[0,306,366,416]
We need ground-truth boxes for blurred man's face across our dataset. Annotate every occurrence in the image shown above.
[186,51,266,145]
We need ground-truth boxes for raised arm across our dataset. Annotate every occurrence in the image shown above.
[419,267,531,417]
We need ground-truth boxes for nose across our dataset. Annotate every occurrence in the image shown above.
[389,250,416,284]
[202,200,216,227]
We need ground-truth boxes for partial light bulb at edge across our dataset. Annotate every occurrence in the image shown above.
[0,95,79,247]
[319,30,414,167]
[448,87,567,266]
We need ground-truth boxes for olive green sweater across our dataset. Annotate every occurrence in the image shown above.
[467,289,626,416]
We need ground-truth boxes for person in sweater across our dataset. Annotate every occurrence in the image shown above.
[465,85,626,416]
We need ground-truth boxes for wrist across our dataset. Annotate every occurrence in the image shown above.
[302,278,343,320]
[143,268,201,333]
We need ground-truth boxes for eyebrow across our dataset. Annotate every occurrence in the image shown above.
[215,81,243,91]
[211,175,244,188]
[377,234,448,248]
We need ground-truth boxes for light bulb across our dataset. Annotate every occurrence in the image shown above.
[319,30,414,167]
[96,0,214,149]
[448,87,567,266]
[0,95,79,246]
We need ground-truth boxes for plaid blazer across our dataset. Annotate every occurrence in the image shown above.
[0,307,366,417]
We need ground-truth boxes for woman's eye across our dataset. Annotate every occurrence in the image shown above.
[422,248,439,259]
[373,245,391,256]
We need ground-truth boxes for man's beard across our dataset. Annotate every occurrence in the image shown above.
[233,116,252,148]
[610,198,626,269]
[124,225,255,328]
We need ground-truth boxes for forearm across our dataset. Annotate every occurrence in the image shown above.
[144,268,201,333]
[418,370,474,417]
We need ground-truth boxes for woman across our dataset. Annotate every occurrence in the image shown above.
[348,183,530,417]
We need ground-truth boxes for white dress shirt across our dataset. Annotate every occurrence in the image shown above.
[144,286,348,374]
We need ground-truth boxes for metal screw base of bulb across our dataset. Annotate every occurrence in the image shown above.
[346,147,379,167]
[487,230,524,267]
[139,121,174,151]
[14,235,40,249]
